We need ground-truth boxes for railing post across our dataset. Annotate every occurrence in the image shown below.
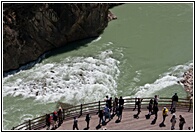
[80,104,83,115]
[63,109,65,120]
[188,98,192,112]
[28,120,31,130]
[45,114,47,127]
[99,101,100,111]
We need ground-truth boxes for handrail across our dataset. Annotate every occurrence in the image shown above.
[11,97,191,130]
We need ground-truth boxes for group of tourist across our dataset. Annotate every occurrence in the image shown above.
[45,107,63,130]
[45,93,192,130]
[97,95,125,125]
[144,93,186,130]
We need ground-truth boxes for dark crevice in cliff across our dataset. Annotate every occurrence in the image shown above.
[3,3,123,74]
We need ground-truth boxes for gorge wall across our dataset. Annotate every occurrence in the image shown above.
[3,3,120,72]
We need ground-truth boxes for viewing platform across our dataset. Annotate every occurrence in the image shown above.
[54,107,193,130]
[11,97,193,131]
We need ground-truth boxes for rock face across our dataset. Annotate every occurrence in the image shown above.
[180,68,193,95]
[3,3,116,72]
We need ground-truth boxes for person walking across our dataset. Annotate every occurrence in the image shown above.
[136,98,143,116]
[170,114,177,130]
[133,98,143,118]
[98,109,104,125]
[153,104,159,122]
[85,114,91,128]
[160,107,168,127]
[146,99,153,119]
[116,105,123,121]
[73,117,79,130]
[179,115,186,130]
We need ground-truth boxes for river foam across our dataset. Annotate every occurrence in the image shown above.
[3,50,120,104]
[132,61,193,98]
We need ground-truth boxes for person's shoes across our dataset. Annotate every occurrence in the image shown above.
[159,123,166,127]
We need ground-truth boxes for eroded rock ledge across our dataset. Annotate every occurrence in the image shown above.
[3,3,121,72]
[180,68,193,96]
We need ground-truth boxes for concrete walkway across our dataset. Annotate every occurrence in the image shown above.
[42,106,193,131]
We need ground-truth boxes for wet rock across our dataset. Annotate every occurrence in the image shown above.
[36,91,39,96]
[108,10,117,21]
[180,68,193,95]
[50,70,55,73]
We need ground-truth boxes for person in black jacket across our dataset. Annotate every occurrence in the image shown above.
[133,98,143,119]
[52,111,58,129]
[116,104,123,121]
[105,95,110,107]
[57,107,63,126]
[98,110,104,125]
[108,97,112,112]
[153,95,159,107]
[145,99,153,119]
[148,99,153,115]
[179,115,186,130]
[151,104,159,125]
[119,96,124,108]
[85,114,91,128]
[170,93,178,112]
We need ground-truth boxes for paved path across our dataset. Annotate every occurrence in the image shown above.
[42,106,193,131]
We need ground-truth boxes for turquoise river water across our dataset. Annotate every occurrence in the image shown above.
[3,3,193,130]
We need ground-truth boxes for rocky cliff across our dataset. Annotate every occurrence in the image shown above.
[180,68,193,96]
[3,3,119,72]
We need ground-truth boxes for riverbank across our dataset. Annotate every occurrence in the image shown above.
[3,3,111,72]
[180,68,193,96]
[3,3,122,74]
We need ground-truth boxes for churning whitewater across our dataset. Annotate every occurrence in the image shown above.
[133,61,193,98]
[3,3,193,130]
[3,50,120,104]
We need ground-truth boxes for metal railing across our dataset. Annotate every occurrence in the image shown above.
[11,97,191,130]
